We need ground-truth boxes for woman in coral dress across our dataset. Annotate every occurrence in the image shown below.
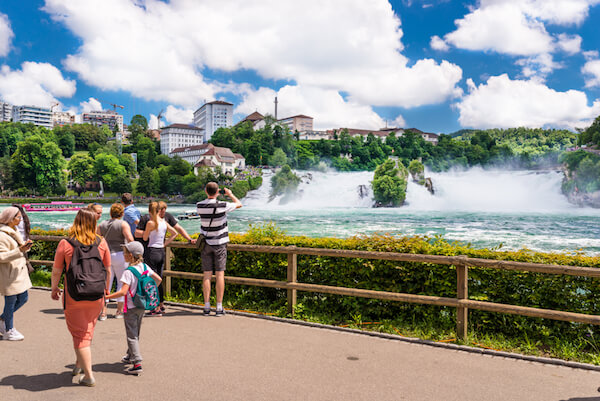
[51,208,111,386]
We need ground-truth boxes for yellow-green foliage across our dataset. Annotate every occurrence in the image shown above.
[29,226,600,357]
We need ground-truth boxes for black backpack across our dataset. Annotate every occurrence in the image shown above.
[65,238,106,301]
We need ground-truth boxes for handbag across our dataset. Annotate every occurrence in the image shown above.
[196,206,216,252]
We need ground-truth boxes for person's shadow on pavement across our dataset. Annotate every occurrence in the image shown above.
[0,372,72,391]
[0,362,127,391]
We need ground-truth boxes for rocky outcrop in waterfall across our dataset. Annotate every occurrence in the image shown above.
[408,160,434,195]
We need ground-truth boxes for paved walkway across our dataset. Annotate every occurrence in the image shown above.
[1,289,600,401]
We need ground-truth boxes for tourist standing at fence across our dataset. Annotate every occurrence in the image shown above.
[51,209,111,387]
[122,193,140,238]
[106,241,162,375]
[158,201,196,244]
[196,182,242,316]
[142,202,176,316]
[97,203,134,320]
[0,207,33,341]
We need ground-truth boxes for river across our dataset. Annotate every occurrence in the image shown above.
[3,168,600,255]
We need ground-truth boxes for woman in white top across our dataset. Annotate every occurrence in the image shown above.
[97,203,134,320]
[142,202,176,315]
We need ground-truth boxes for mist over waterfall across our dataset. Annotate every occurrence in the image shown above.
[243,170,374,209]
[405,168,572,212]
[243,167,574,212]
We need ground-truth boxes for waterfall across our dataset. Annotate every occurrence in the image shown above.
[405,167,573,212]
[243,170,374,209]
[244,167,573,212]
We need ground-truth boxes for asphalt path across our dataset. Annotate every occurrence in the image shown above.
[1,289,600,401]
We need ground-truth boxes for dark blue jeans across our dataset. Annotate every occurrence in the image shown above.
[1,291,29,330]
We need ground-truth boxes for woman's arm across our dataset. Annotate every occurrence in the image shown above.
[122,221,134,243]
[163,223,178,247]
[51,240,65,300]
[106,283,130,300]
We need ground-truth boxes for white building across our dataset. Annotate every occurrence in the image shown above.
[160,124,204,156]
[193,144,241,176]
[0,101,12,122]
[82,110,124,133]
[170,143,213,165]
[12,105,53,129]
[193,100,233,142]
[278,114,313,133]
[298,131,332,140]
[52,111,75,127]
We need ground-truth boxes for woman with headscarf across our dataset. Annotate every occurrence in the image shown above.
[51,208,111,386]
[0,207,33,341]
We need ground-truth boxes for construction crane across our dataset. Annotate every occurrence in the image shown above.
[156,109,164,128]
[50,102,60,112]
[92,98,124,112]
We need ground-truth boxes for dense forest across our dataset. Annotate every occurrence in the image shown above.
[211,120,579,172]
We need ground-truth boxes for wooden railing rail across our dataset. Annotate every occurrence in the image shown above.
[30,235,600,339]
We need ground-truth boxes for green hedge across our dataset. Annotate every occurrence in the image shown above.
[28,226,600,362]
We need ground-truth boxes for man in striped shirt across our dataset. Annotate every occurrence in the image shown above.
[196,182,242,316]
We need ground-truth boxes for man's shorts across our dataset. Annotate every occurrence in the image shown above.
[201,243,227,272]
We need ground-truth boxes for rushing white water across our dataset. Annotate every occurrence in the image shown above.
[5,168,600,254]
[405,167,573,212]
[243,170,374,209]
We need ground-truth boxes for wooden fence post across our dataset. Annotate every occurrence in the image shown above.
[456,259,468,341]
[287,246,297,316]
[164,246,172,298]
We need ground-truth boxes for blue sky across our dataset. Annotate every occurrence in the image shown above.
[0,0,599,134]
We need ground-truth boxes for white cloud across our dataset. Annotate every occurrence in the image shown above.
[148,113,167,130]
[456,74,600,129]
[43,0,462,110]
[430,35,449,51]
[515,54,562,80]
[582,60,600,88]
[584,50,599,61]
[0,13,13,57]
[556,33,582,54]
[444,2,553,56]
[79,97,102,113]
[393,114,406,127]
[236,85,387,130]
[0,62,76,106]
[442,0,598,56]
[163,105,194,125]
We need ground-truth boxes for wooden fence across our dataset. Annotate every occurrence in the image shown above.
[31,235,600,340]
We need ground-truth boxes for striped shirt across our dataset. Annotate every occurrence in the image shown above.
[196,199,238,246]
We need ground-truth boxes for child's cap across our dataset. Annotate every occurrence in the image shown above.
[123,241,144,257]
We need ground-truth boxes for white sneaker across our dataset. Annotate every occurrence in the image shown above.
[4,328,24,341]
[0,319,5,336]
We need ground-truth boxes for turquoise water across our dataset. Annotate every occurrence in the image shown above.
[4,169,600,255]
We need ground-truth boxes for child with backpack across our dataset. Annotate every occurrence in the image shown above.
[105,241,161,375]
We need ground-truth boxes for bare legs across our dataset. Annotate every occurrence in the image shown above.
[75,346,93,381]
[202,270,225,306]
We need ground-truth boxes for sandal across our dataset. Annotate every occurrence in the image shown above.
[98,313,107,321]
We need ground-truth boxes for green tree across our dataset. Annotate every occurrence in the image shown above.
[53,129,76,157]
[11,134,66,195]
[169,156,191,176]
[270,164,301,200]
[269,148,288,167]
[136,137,158,171]
[130,115,148,130]
[0,155,13,191]
[93,152,128,192]
[372,159,407,206]
[137,167,159,196]
[68,154,94,195]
